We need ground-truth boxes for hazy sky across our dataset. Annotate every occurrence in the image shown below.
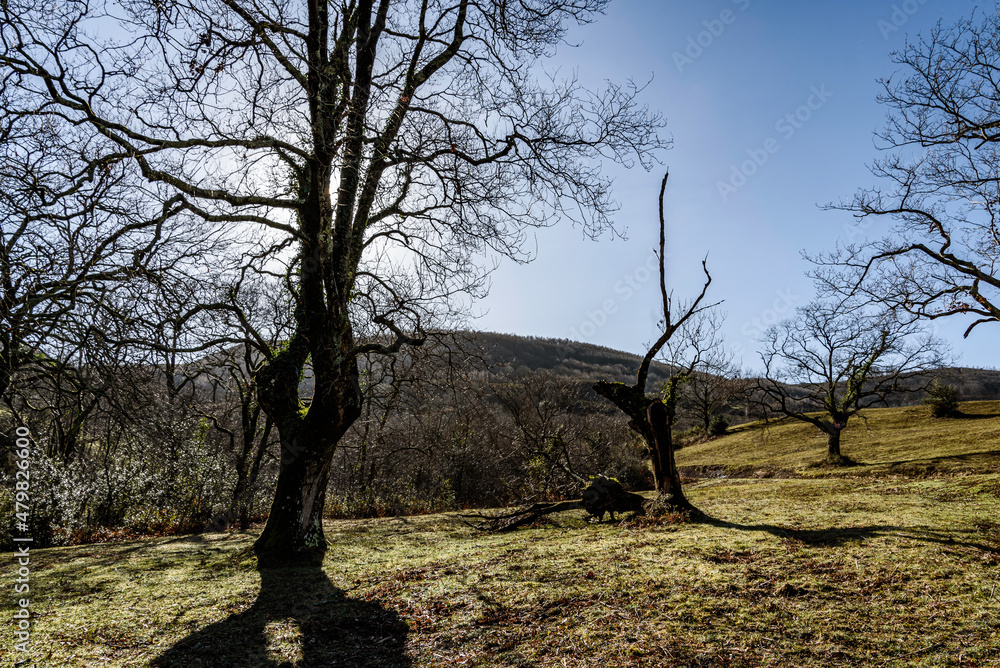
[474,0,998,371]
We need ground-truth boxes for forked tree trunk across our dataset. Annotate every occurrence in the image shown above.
[253,436,337,566]
[253,331,363,567]
[254,401,360,566]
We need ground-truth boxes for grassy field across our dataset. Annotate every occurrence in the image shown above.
[2,403,999,667]
[678,400,1000,477]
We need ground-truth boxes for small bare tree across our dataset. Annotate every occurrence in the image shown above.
[683,360,749,435]
[491,368,622,499]
[664,309,748,437]
[756,300,949,465]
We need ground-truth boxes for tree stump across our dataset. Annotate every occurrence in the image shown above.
[580,476,645,521]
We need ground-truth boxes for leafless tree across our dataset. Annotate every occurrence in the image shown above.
[594,172,715,513]
[756,300,949,465]
[0,95,209,416]
[684,372,748,435]
[331,331,495,513]
[1,0,668,564]
[491,369,614,498]
[660,308,743,438]
[814,13,1000,337]
[196,345,278,531]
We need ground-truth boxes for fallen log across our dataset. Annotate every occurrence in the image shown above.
[463,477,645,532]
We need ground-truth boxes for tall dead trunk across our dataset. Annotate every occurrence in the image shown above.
[593,172,713,515]
[647,401,696,512]
[593,380,699,514]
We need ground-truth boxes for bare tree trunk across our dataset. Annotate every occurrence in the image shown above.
[254,398,360,566]
[593,380,700,514]
[239,418,273,531]
[648,401,696,512]
[229,466,249,528]
[253,437,335,566]
[252,328,364,566]
[826,428,847,465]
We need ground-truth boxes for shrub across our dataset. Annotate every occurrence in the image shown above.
[923,382,960,418]
[708,414,730,436]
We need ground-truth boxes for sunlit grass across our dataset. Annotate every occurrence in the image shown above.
[1,402,998,666]
[677,400,1000,476]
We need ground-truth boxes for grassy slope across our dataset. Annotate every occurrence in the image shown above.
[2,404,999,667]
[677,400,1000,477]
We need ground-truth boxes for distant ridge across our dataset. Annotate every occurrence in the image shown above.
[190,331,1000,405]
[465,331,674,386]
[461,331,1000,402]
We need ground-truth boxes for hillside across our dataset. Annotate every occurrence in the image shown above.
[5,401,998,666]
[677,400,1000,477]
[466,331,675,386]
[471,332,1000,408]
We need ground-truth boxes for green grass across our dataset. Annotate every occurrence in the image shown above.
[677,400,1000,477]
[2,403,1000,666]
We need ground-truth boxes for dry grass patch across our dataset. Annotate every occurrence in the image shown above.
[3,403,999,666]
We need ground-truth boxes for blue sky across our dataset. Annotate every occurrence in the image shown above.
[474,0,999,371]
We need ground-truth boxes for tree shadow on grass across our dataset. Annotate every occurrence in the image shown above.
[152,564,411,668]
[950,411,1000,420]
[695,516,999,554]
[873,449,1000,468]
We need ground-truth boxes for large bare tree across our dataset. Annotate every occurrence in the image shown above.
[814,13,1000,337]
[1,0,667,564]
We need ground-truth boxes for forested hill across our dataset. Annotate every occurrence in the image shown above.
[463,331,1000,402]
[936,367,1000,401]
[465,331,674,386]
[202,330,998,404]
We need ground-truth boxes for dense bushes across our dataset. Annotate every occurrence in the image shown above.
[326,367,647,517]
[0,362,280,548]
[0,419,276,549]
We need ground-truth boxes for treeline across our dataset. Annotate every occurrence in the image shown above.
[1,328,769,547]
[0,339,630,546]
